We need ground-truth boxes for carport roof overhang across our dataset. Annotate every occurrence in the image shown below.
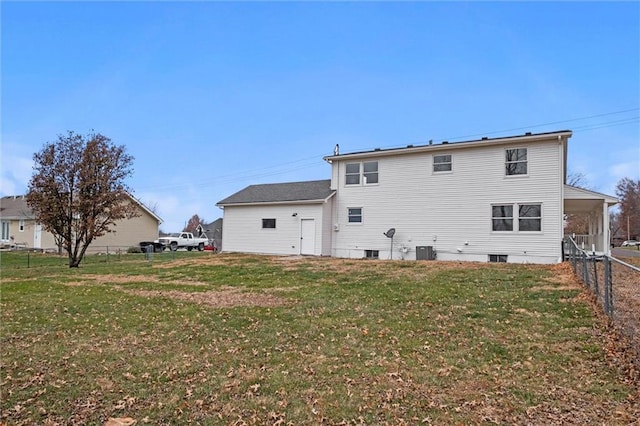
[564,185,618,214]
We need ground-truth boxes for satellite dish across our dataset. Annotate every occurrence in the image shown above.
[384,228,395,238]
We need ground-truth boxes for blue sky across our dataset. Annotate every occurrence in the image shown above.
[2,1,639,232]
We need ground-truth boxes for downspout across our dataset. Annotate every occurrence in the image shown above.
[332,160,339,257]
[559,136,566,262]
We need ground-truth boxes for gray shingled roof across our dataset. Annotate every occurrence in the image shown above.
[217,179,334,206]
[0,196,34,219]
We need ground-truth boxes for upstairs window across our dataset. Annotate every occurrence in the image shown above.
[433,154,452,172]
[345,161,378,185]
[363,161,378,184]
[505,148,527,176]
[262,218,276,229]
[345,163,360,185]
[19,220,25,232]
[348,207,363,223]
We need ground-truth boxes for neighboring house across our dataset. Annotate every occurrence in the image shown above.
[0,194,162,252]
[217,130,617,264]
[202,218,223,250]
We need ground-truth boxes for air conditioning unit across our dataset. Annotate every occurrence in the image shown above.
[416,246,436,260]
[333,223,340,231]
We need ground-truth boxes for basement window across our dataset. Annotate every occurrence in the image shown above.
[365,249,379,259]
[488,254,508,263]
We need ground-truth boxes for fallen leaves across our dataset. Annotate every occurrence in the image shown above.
[105,417,136,426]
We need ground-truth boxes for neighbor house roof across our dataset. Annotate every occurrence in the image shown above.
[217,179,335,206]
[0,195,33,220]
[0,193,163,223]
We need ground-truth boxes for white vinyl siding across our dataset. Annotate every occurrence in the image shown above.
[222,203,328,256]
[331,139,563,263]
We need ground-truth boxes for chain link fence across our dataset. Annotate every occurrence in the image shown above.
[1,245,216,269]
[564,237,640,361]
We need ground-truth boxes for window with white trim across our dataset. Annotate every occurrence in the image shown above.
[1,221,9,241]
[489,254,508,263]
[363,161,378,184]
[365,249,379,259]
[518,204,542,231]
[262,218,276,229]
[492,203,541,232]
[19,220,25,232]
[505,148,527,176]
[492,205,514,231]
[345,163,360,185]
[345,161,378,185]
[348,207,362,223]
[433,154,452,172]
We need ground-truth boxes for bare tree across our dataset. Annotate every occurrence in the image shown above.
[26,131,138,267]
[616,177,640,240]
[567,172,591,188]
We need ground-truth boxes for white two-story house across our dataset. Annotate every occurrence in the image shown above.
[217,130,617,264]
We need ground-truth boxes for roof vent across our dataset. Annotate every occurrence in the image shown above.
[442,141,449,144]
[525,132,532,136]
[407,144,413,148]
[374,148,381,151]
[482,137,488,140]
[429,139,433,145]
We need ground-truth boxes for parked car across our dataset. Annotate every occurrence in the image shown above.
[621,240,639,247]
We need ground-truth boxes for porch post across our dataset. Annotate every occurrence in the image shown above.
[603,201,610,256]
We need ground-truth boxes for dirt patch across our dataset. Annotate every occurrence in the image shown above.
[121,287,288,308]
[152,253,253,269]
[64,274,210,287]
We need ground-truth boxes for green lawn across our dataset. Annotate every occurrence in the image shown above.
[1,253,637,425]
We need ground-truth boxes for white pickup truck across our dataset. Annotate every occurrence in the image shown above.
[156,232,208,252]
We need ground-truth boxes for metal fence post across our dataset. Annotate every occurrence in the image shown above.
[592,259,599,296]
[603,256,613,317]
[582,253,589,289]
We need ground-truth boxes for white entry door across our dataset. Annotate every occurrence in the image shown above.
[300,218,315,255]
[34,224,42,248]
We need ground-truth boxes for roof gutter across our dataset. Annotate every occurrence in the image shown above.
[324,130,573,162]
